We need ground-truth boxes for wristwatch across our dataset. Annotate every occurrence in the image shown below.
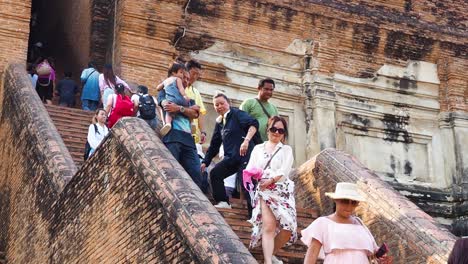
[179,106,185,113]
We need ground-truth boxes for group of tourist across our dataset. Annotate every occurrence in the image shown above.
[28,57,81,107]
[30,56,396,263]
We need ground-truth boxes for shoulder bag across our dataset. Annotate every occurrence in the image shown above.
[255,98,272,118]
[82,69,96,87]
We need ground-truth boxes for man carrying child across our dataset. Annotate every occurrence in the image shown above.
[158,62,203,189]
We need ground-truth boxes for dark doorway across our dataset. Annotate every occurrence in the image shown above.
[27,0,116,107]
[27,0,91,107]
[27,0,87,76]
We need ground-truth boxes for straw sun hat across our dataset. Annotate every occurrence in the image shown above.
[325,182,365,202]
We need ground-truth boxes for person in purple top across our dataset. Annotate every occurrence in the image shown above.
[35,57,55,104]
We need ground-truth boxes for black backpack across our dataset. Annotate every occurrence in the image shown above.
[84,124,99,161]
[139,94,156,120]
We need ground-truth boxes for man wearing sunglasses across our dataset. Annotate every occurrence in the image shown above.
[240,78,279,142]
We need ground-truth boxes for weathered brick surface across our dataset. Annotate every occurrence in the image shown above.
[0,0,29,78]
[90,0,117,69]
[0,64,77,262]
[294,148,457,263]
[46,117,255,263]
[0,64,255,263]
[116,0,467,112]
[49,126,198,263]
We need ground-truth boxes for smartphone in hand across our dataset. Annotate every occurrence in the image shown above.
[375,243,389,258]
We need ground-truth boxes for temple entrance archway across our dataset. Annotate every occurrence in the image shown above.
[26,0,116,106]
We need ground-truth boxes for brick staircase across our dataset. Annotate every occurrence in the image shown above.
[217,198,317,263]
[45,104,317,263]
[45,104,94,166]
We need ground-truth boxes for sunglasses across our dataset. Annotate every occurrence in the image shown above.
[269,127,285,135]
[337,199,360,206]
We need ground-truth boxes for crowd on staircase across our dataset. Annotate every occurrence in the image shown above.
[28,57,403,264]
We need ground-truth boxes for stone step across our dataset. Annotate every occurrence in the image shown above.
[226,199,318,219]
[218,209,312,229]
[46,105,92,164]
[218,198,316,263]
[47,113,94,123]
[53,120,94,130]
[56,130,88,140]
[46,104,95,116]
[53,120,91,131]
[58,138,88,148]
[251,247,305,264]
[61,137,87,146]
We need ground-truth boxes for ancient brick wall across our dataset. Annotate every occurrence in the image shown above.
[294,148,457,263]
[0,64,255,263]
[90,0,117,69]
[112,0,468,171]
[115,0,467,111]
[46,118,255,263]
[0,0,30,77]
[0,64,76,262]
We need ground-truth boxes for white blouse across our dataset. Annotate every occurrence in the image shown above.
[246,142,294,181]
[87,123,109,149]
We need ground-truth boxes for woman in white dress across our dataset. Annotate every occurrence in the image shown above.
[247,116,297,264]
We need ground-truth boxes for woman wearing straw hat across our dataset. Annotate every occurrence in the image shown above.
[302,182,390,264]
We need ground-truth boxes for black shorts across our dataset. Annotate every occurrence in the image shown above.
[36,79,53,102]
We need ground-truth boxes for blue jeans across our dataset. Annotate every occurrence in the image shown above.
[165,142,202,189]
[82,99,99,111]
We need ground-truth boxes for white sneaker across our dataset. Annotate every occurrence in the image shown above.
[272,256,283,264]
[214,201,231,209]
[160,123,172,136]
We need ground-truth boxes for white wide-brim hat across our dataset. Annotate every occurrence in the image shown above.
[325,182,365,202]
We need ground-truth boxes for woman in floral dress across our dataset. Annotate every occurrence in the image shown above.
[247,116,297,264]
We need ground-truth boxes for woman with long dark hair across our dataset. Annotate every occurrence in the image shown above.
[246,116,297,264]
[105,83,134,128]
[99,64,130,105]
